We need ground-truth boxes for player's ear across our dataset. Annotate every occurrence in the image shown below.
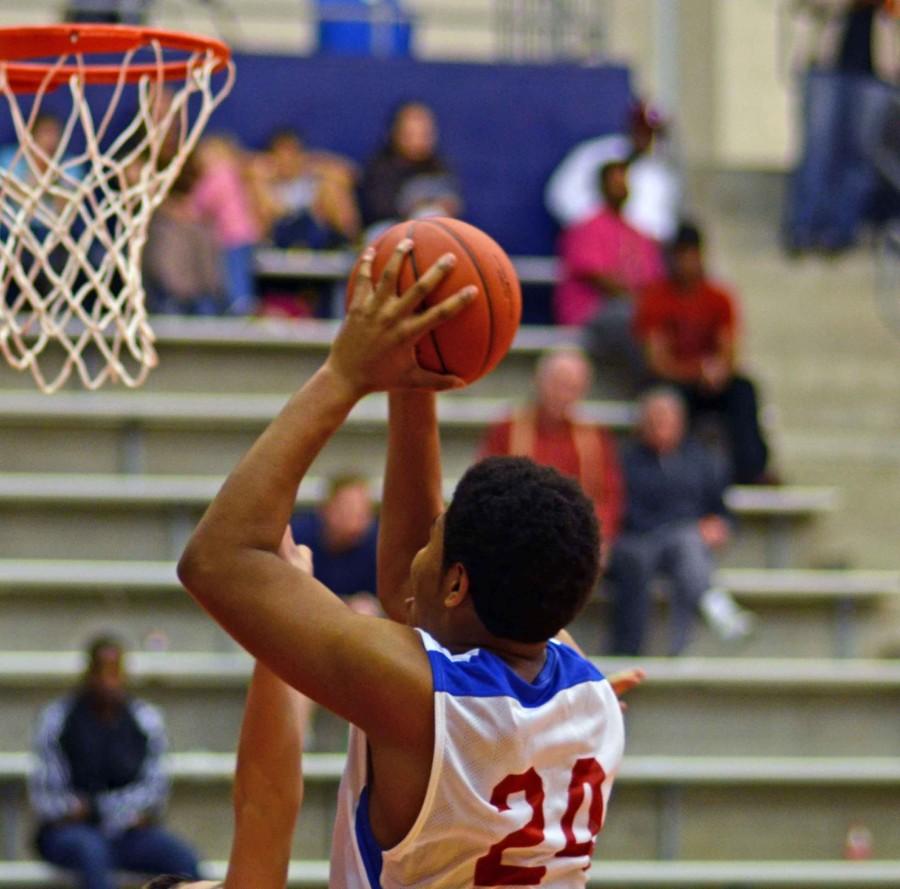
[442,562,469,608]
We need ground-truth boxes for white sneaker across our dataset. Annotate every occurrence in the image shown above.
[699,588,756,643]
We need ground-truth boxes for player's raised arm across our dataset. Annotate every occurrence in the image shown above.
[377,389,446,622]
[177,241,474,739]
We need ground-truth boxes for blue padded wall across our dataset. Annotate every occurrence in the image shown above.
[0,54,631,257]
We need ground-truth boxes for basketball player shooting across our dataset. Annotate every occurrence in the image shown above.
[179,238,636,886]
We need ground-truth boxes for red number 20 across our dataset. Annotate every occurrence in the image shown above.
[473,758,606,886]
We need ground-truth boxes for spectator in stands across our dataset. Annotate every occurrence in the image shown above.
[783,1,899,254]
[249,128,361,250]
[555,161,664,389]
[360,101,462,232]
[479,347,623,557]
[144,169,228,316]
[290,474,380,616]
[546,100,682,243]
[29,636,201,889]
[609,388,755,656]
[191,135,262,315]
[635,222,773,485]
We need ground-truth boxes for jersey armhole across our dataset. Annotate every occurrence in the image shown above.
[380,631,447,860]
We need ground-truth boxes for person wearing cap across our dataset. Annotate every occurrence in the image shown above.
[545,100,682,243]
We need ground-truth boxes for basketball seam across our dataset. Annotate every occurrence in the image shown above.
[407,220,449,376]
[426,219,494,378]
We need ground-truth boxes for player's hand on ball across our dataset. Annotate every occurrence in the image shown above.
[327,239,476,396]
[278,526,313,575]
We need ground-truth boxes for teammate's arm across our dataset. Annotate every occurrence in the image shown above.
[223,660,305,889]
[223,537,311,889]
[377,391,444,622]
[178,242,473,744]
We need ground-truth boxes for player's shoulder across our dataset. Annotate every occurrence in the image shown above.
[416,629,607,709]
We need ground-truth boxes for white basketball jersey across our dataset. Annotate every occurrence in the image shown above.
[331,629,625,888]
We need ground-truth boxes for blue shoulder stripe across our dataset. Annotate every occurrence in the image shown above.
[428,640,604,709]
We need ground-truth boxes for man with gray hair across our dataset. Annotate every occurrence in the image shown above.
[608,387,754,655]
[479,346,624,551]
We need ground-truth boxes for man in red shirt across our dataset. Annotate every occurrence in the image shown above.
[479,347,623,555]
[634,222,772,484]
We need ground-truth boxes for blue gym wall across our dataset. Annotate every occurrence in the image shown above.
[0,54,632,255]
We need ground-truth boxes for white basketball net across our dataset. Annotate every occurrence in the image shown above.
[0,39,234,392]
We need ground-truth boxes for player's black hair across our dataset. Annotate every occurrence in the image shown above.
[443,456,600,643]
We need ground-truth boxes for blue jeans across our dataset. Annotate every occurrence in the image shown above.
[608,522,715,656]
[784,69,896,251]
[222,244,258,315]
[37,823,201,889]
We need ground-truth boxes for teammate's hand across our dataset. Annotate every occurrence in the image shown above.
[326,239,476,398]
[278,526,314,575]
[608,667,646,712]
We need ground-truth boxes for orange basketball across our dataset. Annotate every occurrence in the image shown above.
[347,218,522,385]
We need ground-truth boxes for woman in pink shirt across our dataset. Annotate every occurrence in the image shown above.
[192,135,263,315]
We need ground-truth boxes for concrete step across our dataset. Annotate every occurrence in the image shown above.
[0,390,632,480]
[572,569,900,659]
[0,653,897,757]
[0,318,577,400]
[0,472,836,568]
[2,859,900,889]
[1,754,897,862]
[1,559,895,658]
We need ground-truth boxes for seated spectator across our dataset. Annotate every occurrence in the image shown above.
[555,161,664,389]
[249,128,361,249]
[0,112,81,295]
[479,347,623,556]
[546,100,682,242]
[360,101,462,232]
[635,222,773,484]
[290,474,380,616]
[608,389,755,656]
[29,636,201,889]
[190,135,262,315]
[143,169,227,316]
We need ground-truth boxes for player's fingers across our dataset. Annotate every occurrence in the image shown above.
[403,285,477,340]
[403,368,467,391]
[608,668,647,699]
[349,248,376,310]
[393,252,456,317]
[374,238,413,302]
[294,544,314,575]
[277,525,297,560]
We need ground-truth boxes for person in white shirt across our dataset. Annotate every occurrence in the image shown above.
[545,101,681,243]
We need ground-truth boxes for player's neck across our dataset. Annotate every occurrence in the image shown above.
[443,630,548,682]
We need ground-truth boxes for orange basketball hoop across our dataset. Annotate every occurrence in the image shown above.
[0,24,235,392]
[0,25,231,92]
